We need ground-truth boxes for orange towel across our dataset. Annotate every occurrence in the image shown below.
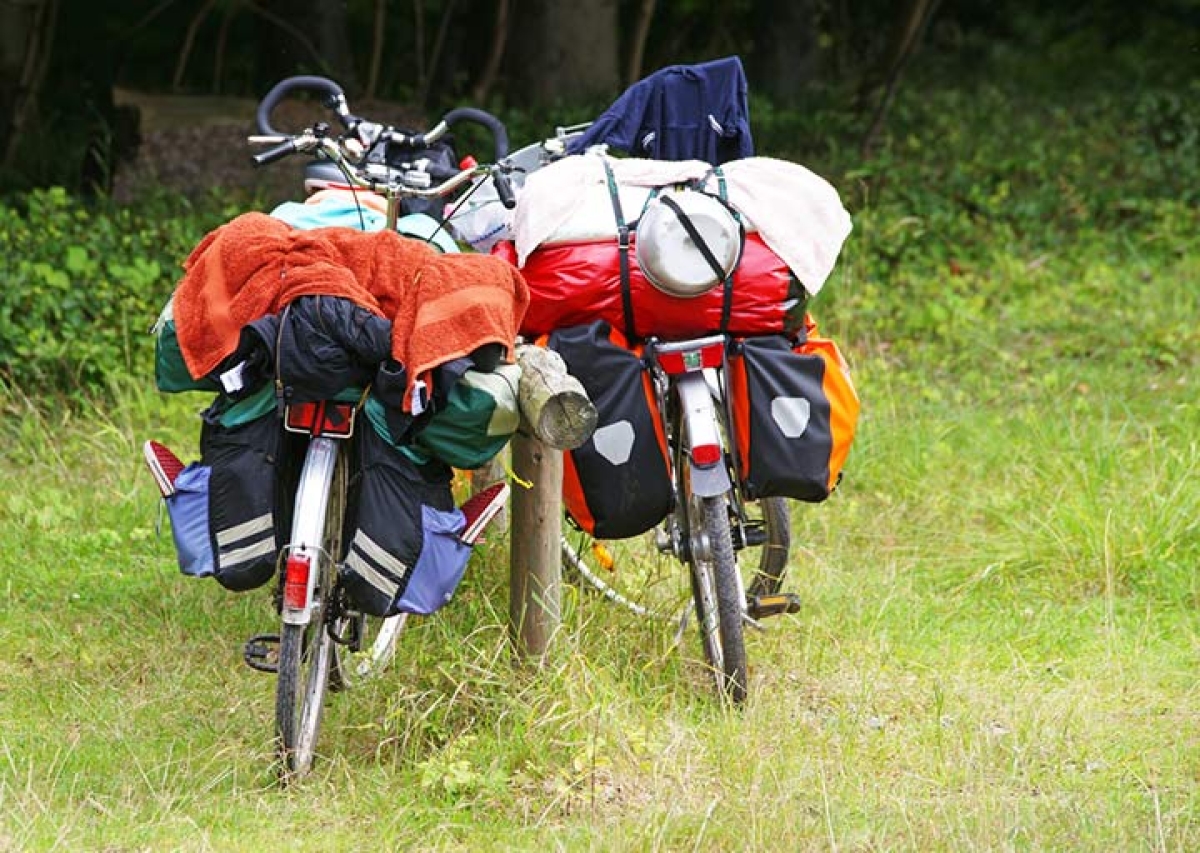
[172,211,529,410]
[394,252,530,410]
[173,212,436,378]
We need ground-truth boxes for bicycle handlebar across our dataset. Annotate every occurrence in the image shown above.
[250,76,517,210]
[255,76,350,135]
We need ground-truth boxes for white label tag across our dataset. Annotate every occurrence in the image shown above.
[219,361,247,394]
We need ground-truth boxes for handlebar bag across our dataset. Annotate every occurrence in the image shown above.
[340,422,468,617]
[726,331,859,502]
[545,320,674,539]
[199,409,297,591]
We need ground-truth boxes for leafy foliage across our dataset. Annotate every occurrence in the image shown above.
[0,189,235,393]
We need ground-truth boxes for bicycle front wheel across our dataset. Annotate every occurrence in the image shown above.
[330,611,407,689]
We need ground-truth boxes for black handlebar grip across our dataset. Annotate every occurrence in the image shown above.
[493,171,517,209]
[255,76,346,135]
[251,140,298,167]
[441,107,510,160]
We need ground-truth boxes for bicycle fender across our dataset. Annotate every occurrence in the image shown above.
[675,372,731,498]
[689,459,730,497]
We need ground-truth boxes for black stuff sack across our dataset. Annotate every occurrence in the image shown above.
[340,423,470,617]
[199,409,295,592]
[546,321,674,539]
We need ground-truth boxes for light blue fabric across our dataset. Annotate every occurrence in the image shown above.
[165,464,214,578]
[270,198,388,231]
[269,198,460,253]
[395,505,471,615]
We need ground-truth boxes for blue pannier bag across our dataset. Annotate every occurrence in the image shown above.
[340,421,473,617]
[394,505,472,615]
[165,464,215,577]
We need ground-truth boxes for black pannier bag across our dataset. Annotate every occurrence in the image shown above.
[546,320,674,539]
[340,421,469,617]
[199,409,298,591]
[726,333,859,502]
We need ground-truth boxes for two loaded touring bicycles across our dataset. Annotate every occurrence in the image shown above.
[147,73,855,782]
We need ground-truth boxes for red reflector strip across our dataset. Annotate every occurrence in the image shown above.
[287,402,320,431]
[321,403,355,436]
[282,554,311,610]
[691,443,722,466]
[658,343,725,375]
[699,343,725,369]
[285,402,355,436]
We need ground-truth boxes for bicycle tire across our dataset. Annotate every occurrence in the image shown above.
[275,438,341,783]
[683,487,748,704]
[748,496,791,598]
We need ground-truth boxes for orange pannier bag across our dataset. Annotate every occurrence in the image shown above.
[726,316,859,501]
[539,321,674,539]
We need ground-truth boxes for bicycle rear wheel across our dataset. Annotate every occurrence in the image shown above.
[275,438,342,783]
[682,479,748,704]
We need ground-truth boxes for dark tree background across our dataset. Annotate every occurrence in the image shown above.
[0,0,1196,195]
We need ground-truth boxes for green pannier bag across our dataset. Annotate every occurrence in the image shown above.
[366,363,521,470]
[153,297,218,394]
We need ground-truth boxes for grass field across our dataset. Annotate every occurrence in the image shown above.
[3,67,1200,851]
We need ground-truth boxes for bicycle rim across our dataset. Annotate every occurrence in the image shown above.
[275,616,336,781]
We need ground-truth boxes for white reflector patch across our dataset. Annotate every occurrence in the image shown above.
[771,397,811,438]
[592,420,635,466]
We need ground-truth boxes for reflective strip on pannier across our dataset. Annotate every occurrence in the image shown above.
[200,411,293,591]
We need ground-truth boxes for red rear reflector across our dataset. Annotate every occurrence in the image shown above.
[285,402,355,437]
[287,402,319,430]
[283,554,311,610]
[691,443,722,466]
[657,342,724,375]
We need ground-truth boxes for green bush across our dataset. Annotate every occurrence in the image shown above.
[0,188,235,393]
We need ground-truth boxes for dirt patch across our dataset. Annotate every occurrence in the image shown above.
[110,88,427,207]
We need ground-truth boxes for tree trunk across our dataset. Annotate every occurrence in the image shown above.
[506,0,619,107]
[858,0,942,157]
[750,0,822,101]
[625,0,656,86]
[470,0,510,103]
[1,0,59,171]
[364,0,386,99]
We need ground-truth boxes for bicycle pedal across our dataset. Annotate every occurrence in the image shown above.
[243,633,280,673]
[746,592,802,620]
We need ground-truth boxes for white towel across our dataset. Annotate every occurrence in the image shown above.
[511,153,852,296]
[512,154,711,266]
[703,157,852,295]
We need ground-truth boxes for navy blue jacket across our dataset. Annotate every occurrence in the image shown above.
[567,56,754,165]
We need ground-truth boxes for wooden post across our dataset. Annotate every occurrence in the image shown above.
[508,344,596,661]
[508,434,563,660]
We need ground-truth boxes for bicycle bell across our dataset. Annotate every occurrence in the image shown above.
[636,189,742,298]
